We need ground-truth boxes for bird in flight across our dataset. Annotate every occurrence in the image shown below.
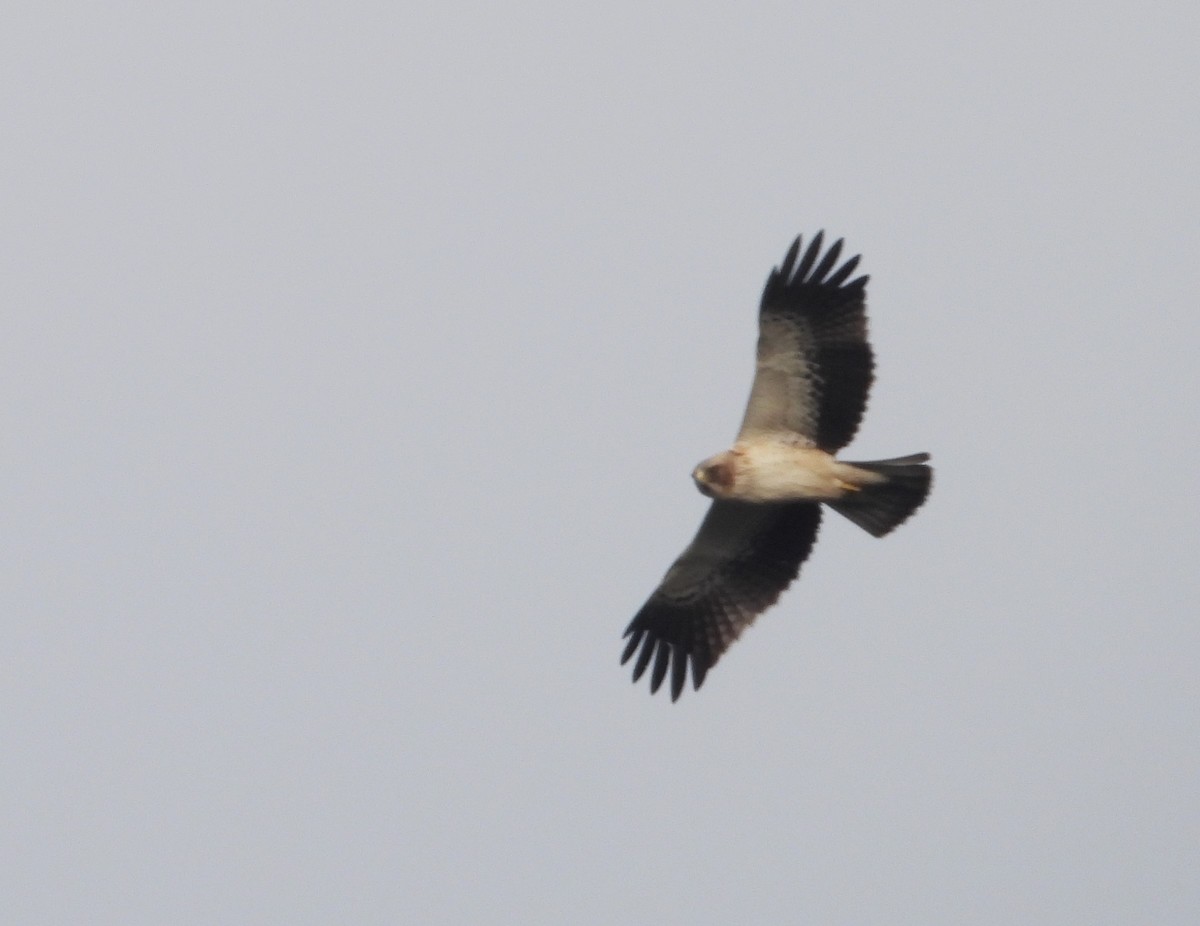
[621,231,932,700]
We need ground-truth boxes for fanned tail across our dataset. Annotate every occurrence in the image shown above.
[830,453,932,538]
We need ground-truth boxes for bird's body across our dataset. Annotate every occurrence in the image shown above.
[693,441,882,503]
[621,231,933,700]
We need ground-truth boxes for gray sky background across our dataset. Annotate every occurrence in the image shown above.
[4,2,1198,923]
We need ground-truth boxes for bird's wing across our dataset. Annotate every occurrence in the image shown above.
[621,501,822,699]
[736,232,874,451]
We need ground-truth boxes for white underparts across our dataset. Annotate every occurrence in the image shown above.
[694,442,885,503]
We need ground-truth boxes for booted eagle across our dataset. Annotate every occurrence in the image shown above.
[621,232,932,700]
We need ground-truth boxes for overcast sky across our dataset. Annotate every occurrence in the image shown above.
[4,2,1198,923]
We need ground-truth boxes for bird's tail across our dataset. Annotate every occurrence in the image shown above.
[830,453,932,538]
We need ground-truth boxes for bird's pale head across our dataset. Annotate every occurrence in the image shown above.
[692,453,737,499]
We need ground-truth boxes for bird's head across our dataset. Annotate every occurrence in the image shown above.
[692,453,736,499]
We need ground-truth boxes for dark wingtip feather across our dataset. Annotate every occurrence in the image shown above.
[620,629,642,665]
[810,238,843,283]
[670,644,687,701]
[793,230,824,281]
[649,641,670,693]
[825,252,861,287]
[632,632,655,680]
[778,236,801,279]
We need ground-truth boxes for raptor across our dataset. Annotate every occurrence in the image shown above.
[621,232,932,700]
